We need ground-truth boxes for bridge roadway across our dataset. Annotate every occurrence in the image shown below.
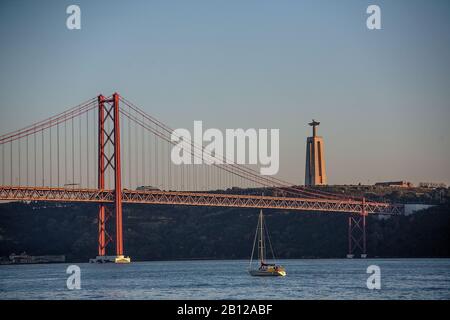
[0,186,404,215]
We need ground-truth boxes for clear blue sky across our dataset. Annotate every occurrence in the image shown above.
[0,0,449,185]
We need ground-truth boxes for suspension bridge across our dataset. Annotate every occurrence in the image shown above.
[0,93,404,262]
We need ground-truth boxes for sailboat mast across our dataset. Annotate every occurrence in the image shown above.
[260,210,265,264]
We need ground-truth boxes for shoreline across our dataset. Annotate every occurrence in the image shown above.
[2,256,450,266]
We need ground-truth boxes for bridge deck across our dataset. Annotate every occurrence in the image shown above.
[0,186,404,215]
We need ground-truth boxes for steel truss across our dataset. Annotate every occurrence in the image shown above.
[0,186,404,215]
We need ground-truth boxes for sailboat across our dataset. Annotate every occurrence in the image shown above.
[248,210,286,277]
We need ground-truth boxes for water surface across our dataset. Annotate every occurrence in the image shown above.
[0,259,449,299]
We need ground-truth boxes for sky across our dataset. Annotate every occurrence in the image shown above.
[0,0,449,185]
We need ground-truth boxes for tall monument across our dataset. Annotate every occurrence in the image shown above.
[305,119,327,186]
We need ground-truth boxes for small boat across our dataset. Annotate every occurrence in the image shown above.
[248,210,286,277]
[115,255,131,264]
[89,255,131,264]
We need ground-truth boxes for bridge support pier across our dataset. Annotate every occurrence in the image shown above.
[347,198,367,259]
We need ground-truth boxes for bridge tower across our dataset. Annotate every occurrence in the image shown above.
[94,93,130,264]
[347,198,367,258]
[305,120,327,186]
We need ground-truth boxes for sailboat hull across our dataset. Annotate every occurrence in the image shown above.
[248,270,286,277]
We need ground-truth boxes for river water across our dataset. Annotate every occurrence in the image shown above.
[0,259,449,299]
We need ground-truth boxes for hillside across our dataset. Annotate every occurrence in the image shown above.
[0,186,449,262]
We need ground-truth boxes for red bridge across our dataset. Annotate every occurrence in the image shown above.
[0,93,404,261]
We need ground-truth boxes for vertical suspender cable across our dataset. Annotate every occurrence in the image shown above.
[163,141,166,190]
[49,125,52,186]
[128,105,131,188]
[86,110,89,188]
[34,127,36,186]
[65,120,67,185]
[157,124,159,189]
[72,117,74,187]
[155,124,158,189]
[18,139,21,185]
[91,110,94,188]
[26,136,28,186]
[135,117,138,188]
[142,115,145,186]
[79,114,82,187]
[10,142,12,185]
[57,123,60,187]
[181,137,184,190]
[94,108,96,188]
[1,144,3,185]
[193,141,195,191]
[41,129,44,186]
[166,141,169,190]
[168,140,171,190]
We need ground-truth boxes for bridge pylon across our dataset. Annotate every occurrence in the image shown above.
[92,93,130,264]
[346,198,367,259]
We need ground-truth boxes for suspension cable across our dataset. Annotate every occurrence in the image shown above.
[120,97,355,200]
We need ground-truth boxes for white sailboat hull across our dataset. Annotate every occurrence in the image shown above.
[248,269,286,277]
